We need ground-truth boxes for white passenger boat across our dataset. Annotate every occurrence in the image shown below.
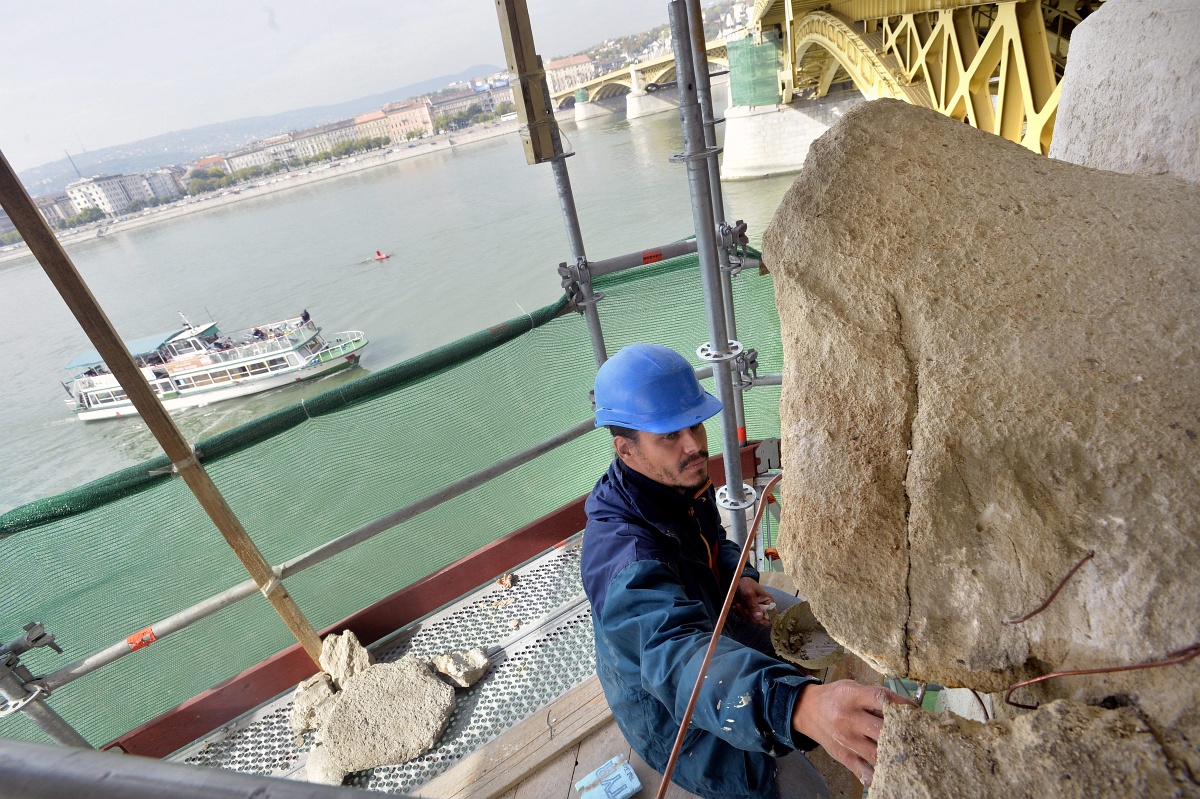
[64,313,367,420]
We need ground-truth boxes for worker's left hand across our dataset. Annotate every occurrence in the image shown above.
[732,577,774,626]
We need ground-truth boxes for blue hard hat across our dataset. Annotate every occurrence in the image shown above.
[594,343,723,434]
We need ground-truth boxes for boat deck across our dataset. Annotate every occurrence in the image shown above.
[167,534,866,798]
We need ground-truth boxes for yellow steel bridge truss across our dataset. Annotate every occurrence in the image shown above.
[755,0,1103,154]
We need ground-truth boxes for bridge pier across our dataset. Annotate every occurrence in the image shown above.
[720,33,862,180]
[573,90,614,122]
[626,66,677,120]
[721,94,863,180]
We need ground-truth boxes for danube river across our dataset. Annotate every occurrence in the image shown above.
[0,94,799,513]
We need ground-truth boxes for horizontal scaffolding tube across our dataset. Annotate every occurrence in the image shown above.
[40,418,599,692]
[0,737,391,799]
[587,239,698,278]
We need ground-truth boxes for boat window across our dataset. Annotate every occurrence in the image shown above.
[192,374,214,387]
[267,357,288,371]
[247,361,270,375]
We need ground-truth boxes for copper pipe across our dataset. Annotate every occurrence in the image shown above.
[656,472,783,799]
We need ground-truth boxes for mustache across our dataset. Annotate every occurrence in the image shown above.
[680,451,709,470]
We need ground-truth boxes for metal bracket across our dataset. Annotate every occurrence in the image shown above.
[755,439,782,474]
[2,622,62,658]
[557,257,603,314]
[734,347,759,391]
[697,339,743,364]
[669,146,722,163]
[716,483,757,512]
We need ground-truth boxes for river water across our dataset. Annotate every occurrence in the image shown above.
[0,89,799,513]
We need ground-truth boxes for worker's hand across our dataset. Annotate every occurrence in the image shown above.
[731,577,774,626]
[791,680,916,788]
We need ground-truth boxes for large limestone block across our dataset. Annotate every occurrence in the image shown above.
[763,98,1200,701]
[872,701,1181,798]
[322,655,455,774]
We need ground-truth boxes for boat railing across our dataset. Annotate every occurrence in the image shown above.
[207,320,319,364]
[313,331,366,361]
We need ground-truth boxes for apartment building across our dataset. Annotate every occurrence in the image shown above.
[544,55,596,94]
[65,174,153,216]
[384,100,435,140]
[353,110,389,141]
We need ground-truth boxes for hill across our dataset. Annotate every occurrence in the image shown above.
[19,64,501,195]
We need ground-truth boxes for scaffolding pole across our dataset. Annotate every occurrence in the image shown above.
[668,0,755,547]
[686,0,749,443]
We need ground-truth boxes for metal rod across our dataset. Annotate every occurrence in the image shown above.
[687,0,748,443]
[0,150,324,668]
[552,157,607,366]
[668,0,751,548]
[0,737,392,799]
[41,418,600,692]
[587,238,698,277]
[0,665,91,748]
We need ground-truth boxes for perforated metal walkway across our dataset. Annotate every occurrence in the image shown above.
[170,536,594,795]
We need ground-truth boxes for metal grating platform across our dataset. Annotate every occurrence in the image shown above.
[171,536,596,794]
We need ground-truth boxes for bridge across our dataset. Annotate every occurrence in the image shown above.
[752,0,1103,156]
[546,1,1101,177]
[549,41,729,120]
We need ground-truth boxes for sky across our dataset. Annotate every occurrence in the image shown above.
[1,1,673,173]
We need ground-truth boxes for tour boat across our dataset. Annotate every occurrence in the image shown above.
[64,313,368,421]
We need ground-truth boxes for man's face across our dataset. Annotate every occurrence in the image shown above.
[615,422,709,491]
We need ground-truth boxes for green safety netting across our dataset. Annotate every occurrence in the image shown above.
[728,32,783,108]
[0,247,785,747]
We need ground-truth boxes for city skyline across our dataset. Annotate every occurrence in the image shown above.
[2,1,675,173]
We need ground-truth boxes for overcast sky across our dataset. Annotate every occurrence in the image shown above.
[1,1,673,172]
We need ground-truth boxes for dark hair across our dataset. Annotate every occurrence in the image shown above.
[607,425,640,441]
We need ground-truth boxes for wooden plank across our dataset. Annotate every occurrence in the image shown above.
[413,676,611,799]
[569,720,629,798]
[515,745,579,799]
[627,750,705,799]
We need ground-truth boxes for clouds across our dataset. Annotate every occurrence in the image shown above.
[0,0,672,172]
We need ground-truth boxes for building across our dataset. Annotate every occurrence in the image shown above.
[144,168,183,200]
[34,193,78,228]
[429,90,488,126]
[544,55,596,94]
[353,110,389,141]
[289,119,358,159]
[488,83,515,108]
[384,99,434,140]
[65,175,153,216]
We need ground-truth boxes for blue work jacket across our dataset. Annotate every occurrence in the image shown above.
[581,457,818,799]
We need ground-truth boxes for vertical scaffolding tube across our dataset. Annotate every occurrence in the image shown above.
[668,0,752,547]
[686,0,747,441]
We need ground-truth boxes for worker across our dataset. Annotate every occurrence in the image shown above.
[581,343,912,799]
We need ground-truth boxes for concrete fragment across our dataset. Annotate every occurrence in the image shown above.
[321,655,455,773]
[319,630,373,689]
[872,702,1179,799]
[289,672,337,736]
[430,647,490,688]
[304,742,347,786]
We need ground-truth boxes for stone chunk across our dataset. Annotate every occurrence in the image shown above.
[319,630,373,689]
[321,655,455,774]
[304,742,347,786]
[430,647,490,688]
[289,672,336,736]
[872,702,1179,799]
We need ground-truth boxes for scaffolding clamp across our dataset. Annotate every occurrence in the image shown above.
[735,347,759,390]
[558,257,604,314]
[720,221,751,277]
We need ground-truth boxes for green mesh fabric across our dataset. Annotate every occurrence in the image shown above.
[0,248,783,747]
[728,33,782,108]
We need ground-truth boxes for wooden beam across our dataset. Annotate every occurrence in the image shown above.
[0,149,324,671]
[413,676,612,799]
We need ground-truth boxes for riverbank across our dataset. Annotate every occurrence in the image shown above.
[0,114,552,266]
